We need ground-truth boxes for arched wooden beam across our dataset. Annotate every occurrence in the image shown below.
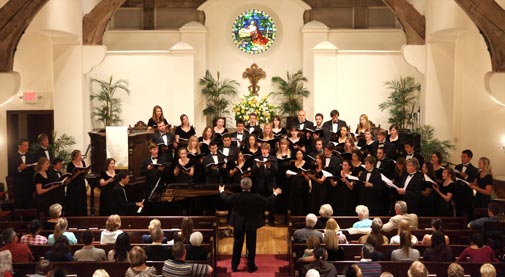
[83,0,126,45]
[455,0,505,72]
[0,0,49,72]
[382,0,426,45]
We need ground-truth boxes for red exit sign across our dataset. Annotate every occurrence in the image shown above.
[23,91,38,103]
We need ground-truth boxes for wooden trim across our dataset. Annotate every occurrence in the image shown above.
[83,0,127,45]
[382,0,425,45]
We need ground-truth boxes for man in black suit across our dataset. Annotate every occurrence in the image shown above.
[358,156,387,215]
[8,138,36,209]
[395,158,424,214]
[295,110,314,130]
[140,143,168,200]
[152,121,175,162]
[34,133,54,161]
[323,143,340,174]
[401,140,424,165]
[370,129,397,160]
[251,143,278,224]
[309,138,325,160]
[230,120,249,148]
[453,149,479,219]
[376,148,395,179]
[109,171,143,215]
[219,177,281,273]
[203,142,226,184]
[322,109,347,142]
[245,113,262,137]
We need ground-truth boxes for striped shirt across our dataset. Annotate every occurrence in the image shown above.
[162,259,208,277]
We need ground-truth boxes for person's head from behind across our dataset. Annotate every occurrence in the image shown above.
[0,250,12,274]
[306,235,320,250]
[92,269,110,277]
[394,201,408,215]
[355,205,369,220]
[148,219,162,232]
[371,217,383,234]
[53,217,68,240]
[398,219,411,235]
[52,236,70,259]
[240,177,253,191]
[470,233,484,248]
[480,263,496,277]
[325,218,340,232]
[488,202,501,217]
[313,246,327,261]
[366,234,383,248]
[35,259,53,275]
[2,228,16,244]
[81,230,94,246]
[305,213,317,228]
[49,203,62,219]
[361,243,374,259]
[172,241,186,260]
[49,267,68,277]
[400,231,412,252]
[306,269,320,277]
[114,232,131,261]
[447,262,465,277]
[106,214,121,232]
[181,217,194,240]
[345,264,362,277]
[150,227,163,243]
[190,231,203,247]
[319,204,333,219]
[408,261,428,277]
[28,219,44,236]
[430,230,446,249]
[129,246,147,267]
[431,218,444,231]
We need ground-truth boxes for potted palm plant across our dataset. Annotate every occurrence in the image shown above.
[90,76,130,128]
[271,70,310,128]
[415,125,453,162]
[199,70,239,126]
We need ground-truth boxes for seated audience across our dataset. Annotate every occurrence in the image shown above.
[345,264,362,277]
[359,218,389,245]
[20,219,47,245]
[142,219,168,244]
[306,269,321,277]
[422,230,454,262]
[47,217,77,245]
[353,205,372,228]
[44,236,72,262]
[125,246,158,277]
[174,217,194,243]
[323,219,344,261]
[0,250,12,277]
[44,203,62,230]
[162,241,213,276]
[420,218,450,245]
[407,261,428,277]
[93,269,111,277]
[447,262,465,277]
[0,228,34,262]
[390,219,418,244]
[144,227,172,261]
[187,231,209,261]
[391,231,420,261]
[457,233,498,263]
[467,202,501,230]
[302,246,338,277]
[382,201,418,232]
[28,259,53,277]
[315,204,333,229]
[73,230,106,261]
[480,263,497,277]
[357,243,382,277]
[365,236,385,261]
[380,273,393,277]
[325,218,347,244]
[294,213,323,242]
[108,232,131,262]
[302,236,321,258]
[100,214,124,244]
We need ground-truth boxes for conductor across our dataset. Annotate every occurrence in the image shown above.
[219,177,281,273]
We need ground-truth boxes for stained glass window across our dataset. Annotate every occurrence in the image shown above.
[232,10,277,54]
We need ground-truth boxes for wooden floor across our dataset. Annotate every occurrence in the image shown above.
[217,226,288,255]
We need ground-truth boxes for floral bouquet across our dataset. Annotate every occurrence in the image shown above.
[233,93,278,124]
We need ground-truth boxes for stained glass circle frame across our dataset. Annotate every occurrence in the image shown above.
[231,10,277,54]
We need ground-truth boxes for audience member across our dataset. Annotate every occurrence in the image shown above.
[44,203,62,230]
[447,262,465,277]
[302,236,321,258]
[0,228,34,262]
[302,247,337,277]
[380,273,393,277]
[422,230,454,262]
[391,231,420,261]
[144,227,172,261]
[73,230,106,261]
[174,217,194,243]
[108,232,131,262]
[47,217,77,245]
[357,243,382,277]
[92,269,110,277]
[407,261,428,277]
[480,263,497,277]
[420,218,450,245]
[365,236,385,261]
[28,259,53,277]
[345,264,363,277]
[306,269,321,277]
[294,213,323,242]
[0,250,13,277]
[186,231,209,261]
[44,236,72,262]
[382,201,418,232]
[125,246,158,277]
[390,219,418,244]
[323,219,344,261]
[457,233,497,263]
[353,205,372,228]
[20,219,47,245]
[162,241,213,276]
[359,218,388,245]
[467,202,501,230]
[141,219,168,244]
[315,204,333,229]
[100,214,124,244]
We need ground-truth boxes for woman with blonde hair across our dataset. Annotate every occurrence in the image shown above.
[44,203,62,230]
[356,114,372,135]
[65,149,88,216]
[187,135,201,156]
[324,218,347,244]
[390,219,418,245]
[34,157,62,218]
[174,114,196,148]
[147,105,169,130]
[480,263,497,277]
[101,214,123,244]
[47,217,77,245]
[469,157,494,208]
[391,231,420,261]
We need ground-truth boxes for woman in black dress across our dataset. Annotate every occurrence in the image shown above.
[276,138,292,213]
[431,152,444,185]
[187,136,204,183]
[34,157,63,218]
[65,150,88,216]
[99,158,116,216]
[328,160,356,215]
[286,150,313,215]
[243,135,260,162]
[213,117,228,146]
[259,123,277,155]
[433,167,456,216]
[173,148,195,184]
[272,115,287,139]
[287,127,306,153]
[198,126,213,155]
[147,105,169,130]
[350,150,366,176]
[228,151,252,184]
[175,114,196,149]
[419,162,436,216]
[469,157,493,208]
[306,154,328,214]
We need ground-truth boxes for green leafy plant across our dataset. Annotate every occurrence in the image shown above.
[52,131,76,167]
[199,70,239,120]
[415,125,453,162]
[272,70,310,117]
[90,76,130,127]
[379,76,421,130]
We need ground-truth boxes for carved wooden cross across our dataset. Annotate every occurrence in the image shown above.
[242,63,266,96]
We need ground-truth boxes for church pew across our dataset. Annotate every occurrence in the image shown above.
[293,261,505,277]
[0,221,30,232]
[61,215,216,229]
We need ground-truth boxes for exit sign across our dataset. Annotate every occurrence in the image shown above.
[22,91,38,104]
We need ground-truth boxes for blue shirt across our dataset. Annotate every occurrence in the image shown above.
[353,219,373,228]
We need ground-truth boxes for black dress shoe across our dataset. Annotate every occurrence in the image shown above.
[248,265,258,273]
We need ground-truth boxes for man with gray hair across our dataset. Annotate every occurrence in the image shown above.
[357,243,382,277]
[0,228,34,262]
[382,201,418,232]
[395,158,424,214]
[219,177,281,273]
[293,213,323,242]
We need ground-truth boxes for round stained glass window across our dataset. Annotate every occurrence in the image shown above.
[232,10,277,54]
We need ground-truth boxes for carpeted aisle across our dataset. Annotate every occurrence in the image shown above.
[216,254,289,277]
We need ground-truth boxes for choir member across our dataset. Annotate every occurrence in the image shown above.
[152,121,175,162]
[323,143,340,174]
[402,140,424,165]
[322,109,347,142]
[359,130,375,154]
[351,150,366,176]
[286,149,312,215]
[198,126,214,155]
[394,157,407,184]
[220,134,240,183]
[109,171,143,216]
[328,160,356,215]
[213,117,228,145]
[252,143,278,224]
[469,157,493,209]
[272,115,288,139]
[34,157,63,218]
[276,138,293,213]
[287,126,306,153]
[140,143,168,200]
[35,133,54,161]
[310,138,325,158]
[245,113,262,137]
[174,114,196,149]
[430,152,444,185]
[203,142,226,184]
[313,113,327,142]
[259,123,277,154]
[296,110,314,130]
[228,151,252,184]
[147,105,169,130]
[376,148,395,179]
[357,156,387,216]
[187,136,202,158]
[419,162,436,216]
[99,158,117,216]
[306,154,328,214]
[432,167,456,216]
[65,149,89,216]
[343,137,358,155]
[387,124,401,151]
[395,158,424,215]
[453,149,478,218]
[371,129,397,160]
[173,148,195,184]
[230,119,249,148]
[243,135,260,160]
[48,158,65,207]
[355,114,373,136]
[187,136,204,183]
[8,138,36,209]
